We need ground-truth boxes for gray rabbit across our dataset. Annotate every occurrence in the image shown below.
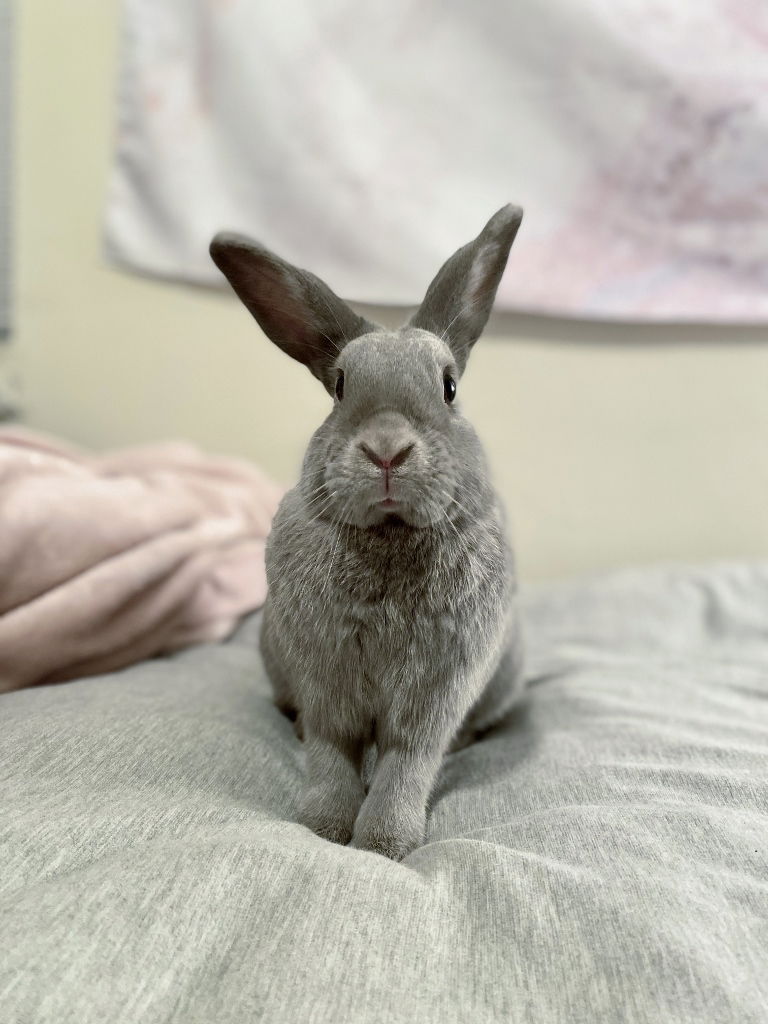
[210,205,525,860]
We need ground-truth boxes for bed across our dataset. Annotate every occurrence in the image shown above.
[2,560,767,1023]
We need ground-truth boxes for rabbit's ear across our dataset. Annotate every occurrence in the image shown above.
[409,205,523,371]
[210,233,376,390]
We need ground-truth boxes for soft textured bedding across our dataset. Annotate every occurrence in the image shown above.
[0,429,281,690]
[1,562,767,1023]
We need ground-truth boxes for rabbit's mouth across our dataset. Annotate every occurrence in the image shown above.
[323,437,455,530]
[354,488,449,530]
[362,495,412,526]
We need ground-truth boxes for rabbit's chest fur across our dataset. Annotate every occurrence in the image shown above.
[263,489,512,739]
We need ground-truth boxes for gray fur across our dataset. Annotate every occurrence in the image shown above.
[409,204,523,371]
[210,205,526,860]
[209,232,377,392]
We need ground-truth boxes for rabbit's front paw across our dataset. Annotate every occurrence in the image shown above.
[350,813,425,861]
[298,787,360,846]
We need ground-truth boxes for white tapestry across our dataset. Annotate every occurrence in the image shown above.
[105,1,768,321]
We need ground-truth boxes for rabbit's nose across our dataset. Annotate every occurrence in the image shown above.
[359,442,414,471]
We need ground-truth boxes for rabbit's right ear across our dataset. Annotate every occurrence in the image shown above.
[409,205,523,372]
[210,233,376,391]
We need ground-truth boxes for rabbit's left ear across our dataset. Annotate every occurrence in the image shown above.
[409,204,523,371]
[210,232,377,392]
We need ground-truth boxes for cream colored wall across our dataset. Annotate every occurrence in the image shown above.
[12,1,768,582]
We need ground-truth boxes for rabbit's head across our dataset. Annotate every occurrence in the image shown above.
[210,205,522,529]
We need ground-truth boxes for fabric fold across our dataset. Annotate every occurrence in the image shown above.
[0,428,283,691]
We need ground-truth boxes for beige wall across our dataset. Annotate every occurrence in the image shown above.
[12,1,768,581]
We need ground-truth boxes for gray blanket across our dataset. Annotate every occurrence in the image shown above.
[2,562,767,1023]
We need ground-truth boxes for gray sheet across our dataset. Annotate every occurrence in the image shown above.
[1,561,767,1023]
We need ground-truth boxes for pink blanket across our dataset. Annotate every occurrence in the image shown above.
[0,429,283,692]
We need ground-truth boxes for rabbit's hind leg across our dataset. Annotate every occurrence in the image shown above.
[449,636,525,752]
[260,605,303,737]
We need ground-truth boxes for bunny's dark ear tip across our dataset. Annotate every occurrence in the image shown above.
[209,231,253,260]
[492,203,524,227]
[209,232,276,277]
[210,232,236,269]
[480,204,524,245]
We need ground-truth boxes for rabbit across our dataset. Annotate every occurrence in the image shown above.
[209,204,526,861]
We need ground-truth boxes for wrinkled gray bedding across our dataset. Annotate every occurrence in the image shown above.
[1,562,767,1023]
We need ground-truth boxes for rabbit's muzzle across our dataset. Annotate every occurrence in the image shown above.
[353,410,420,507]
[324,407,455,529]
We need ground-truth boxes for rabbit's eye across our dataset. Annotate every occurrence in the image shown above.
[335,370,344,401]
[443,374,457,404]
